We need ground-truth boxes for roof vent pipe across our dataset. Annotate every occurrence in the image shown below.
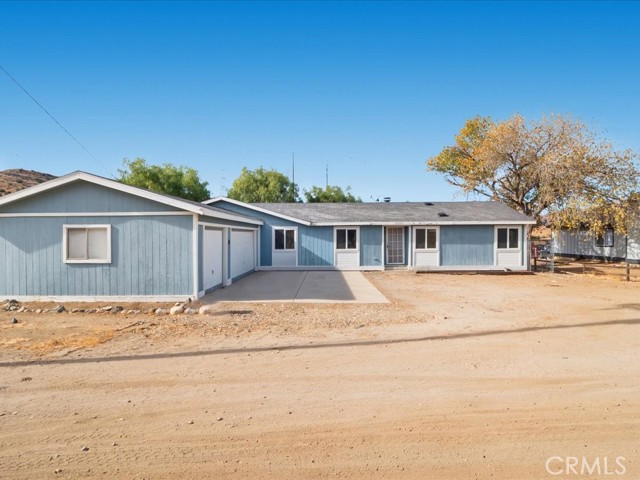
[383,197,391,203]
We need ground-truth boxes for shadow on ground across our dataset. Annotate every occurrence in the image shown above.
[1,317,638,368]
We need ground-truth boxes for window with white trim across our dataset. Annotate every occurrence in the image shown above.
[274,228,296,250]
[595,227,614,247]
[415,228,437,249]
[64,225,111,263]
[497,227,519,249]
[336,228,358,250]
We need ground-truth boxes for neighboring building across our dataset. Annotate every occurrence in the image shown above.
[0,172,262,301]
[554,226,640,263]
[206,198,536,272]
[0,169,56,196]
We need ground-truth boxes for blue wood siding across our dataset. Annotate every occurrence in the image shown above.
[198,215,258,229]
[0,215,193,296]
[298,226,333,266]
[213,202,302,267]
[198,225,204,292]
[361,226,383,267]
[522,225,526,266]
[0,181,181,213]
[440,225,494,266]
[213,202,337,267]
[403,226,409,265]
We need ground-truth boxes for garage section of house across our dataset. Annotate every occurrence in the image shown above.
[198,224,258,295]
[0,172,262,301]
[205,198,536,271]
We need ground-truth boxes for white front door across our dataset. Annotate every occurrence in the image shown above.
[386,227,405,264]
[203,227,223,291]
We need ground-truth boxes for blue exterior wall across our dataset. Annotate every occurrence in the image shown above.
[361,226,383,267]
[197,225,204,292]
[0,181,181,213]
[212,201,335,267]
[210,202,291,266]
[0,215,193,296]
[299,226,334,266]
[522,225,526,266]
[440,225,494,266]
[403,226,409,266]
[198,214,258,229]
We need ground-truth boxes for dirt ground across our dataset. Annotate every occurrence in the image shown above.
[1,271,639,479]
[537,256,640,282]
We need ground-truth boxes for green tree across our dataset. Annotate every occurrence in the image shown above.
[427,114,639,234]
[227,167,298,203]
[303,185,361,203]
[118,158,210,202]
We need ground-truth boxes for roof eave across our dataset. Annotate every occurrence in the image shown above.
[312,220,537,226]
[205,197,311,226]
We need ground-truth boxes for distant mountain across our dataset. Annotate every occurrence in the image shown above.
[0,169,56,196]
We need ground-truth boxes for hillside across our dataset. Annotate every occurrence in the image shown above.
[0,169,56,196]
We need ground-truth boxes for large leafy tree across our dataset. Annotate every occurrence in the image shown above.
[427,114,639,233]
[227,167,298,203]
[118,158,210,202]
[304,185,361,203]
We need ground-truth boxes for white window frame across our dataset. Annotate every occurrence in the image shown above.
[335,227,359,251]
[63,224,112,264]
[272,226,297,252]
[495,226,521,250]
[414,226,439,251]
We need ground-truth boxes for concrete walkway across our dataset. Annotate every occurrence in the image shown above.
[201,271,388,304]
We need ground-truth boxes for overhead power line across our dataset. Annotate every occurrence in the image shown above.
[0,63,113,177]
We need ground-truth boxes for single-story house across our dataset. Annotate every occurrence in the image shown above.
[205,198,536,272]
[0,171,263,301]
[0,170,536,302]
[553,226,640,263]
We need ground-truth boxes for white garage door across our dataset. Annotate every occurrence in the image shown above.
[203,227,223,291]
[231,230,256,279]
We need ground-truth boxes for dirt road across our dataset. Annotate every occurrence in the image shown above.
[1,272,639,479]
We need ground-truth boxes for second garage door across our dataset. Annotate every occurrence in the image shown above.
[231,229,256,279]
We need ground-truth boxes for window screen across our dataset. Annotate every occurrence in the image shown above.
[347,229,357,249]
[67,229,87,260]
[274,229,285,250]
[426,229,437,249]
[336,229,346,249]
[285,229,295,249]
[508,228,519,248]
[415,229,426,249]
[497,228,508,249]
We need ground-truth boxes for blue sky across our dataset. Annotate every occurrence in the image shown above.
[1,1,639,201]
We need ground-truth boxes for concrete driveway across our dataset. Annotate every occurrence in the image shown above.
[201,271,388,304]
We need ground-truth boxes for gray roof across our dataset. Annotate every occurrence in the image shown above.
[251,201,535,225]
